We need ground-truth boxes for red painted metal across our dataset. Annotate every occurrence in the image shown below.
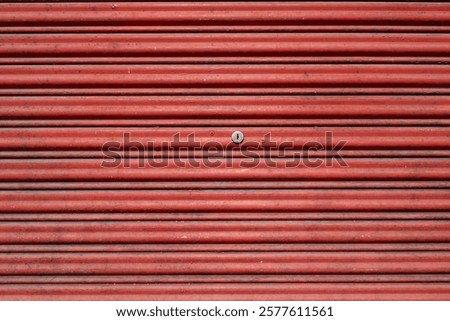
[1,283,449,301]
[0,127,449,152]
[1,96,450,127]
[2,274,450,284]
[1,2,450,33]
[1,158,448,182]
[0,1,449,301]
[2,64,450,95]
[0,220,449,243]
[1,252,449,275]
[1,243,450,253]
[1,212,449,222]
[1,33,450,64]
[1,190,449,213]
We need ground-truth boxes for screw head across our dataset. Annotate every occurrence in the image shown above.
[231,130,244,144]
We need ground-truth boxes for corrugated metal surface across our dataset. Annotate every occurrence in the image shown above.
[0,1,450,300]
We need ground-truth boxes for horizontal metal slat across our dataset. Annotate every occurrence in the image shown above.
[1,127,448,153]
[1,212,449,222]
[0,220,449,244]
[0,157,448,189]
[2,274,450,284]
[2,33,450,64]
[3,182,450,190]
[2,64,450,95]
[2,95,450,119]
[0,158,448,182]
[1,243,450,253]
[5,119,450,127]
[1,2,450,33]
[0,190,449,213]
[1,1,449,302]
[1,283,450,300]
[3,151,450,159]
[1,252,449,275]
[0,95,449,127]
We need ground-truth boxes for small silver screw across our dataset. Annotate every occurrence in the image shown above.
[231,130,244,144]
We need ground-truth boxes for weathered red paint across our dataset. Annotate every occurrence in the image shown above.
[1,33,450,64]
[0,190,449,213]
[1,283,449,301]
[0,127,448,151]
[1,252,449,275]
[0,221,449,243]
[2,64,450,95]
[0,96,449,127]
[0,1,449,301]
[1,2,450,33]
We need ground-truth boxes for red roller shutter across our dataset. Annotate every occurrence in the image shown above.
[0,1,449,300]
